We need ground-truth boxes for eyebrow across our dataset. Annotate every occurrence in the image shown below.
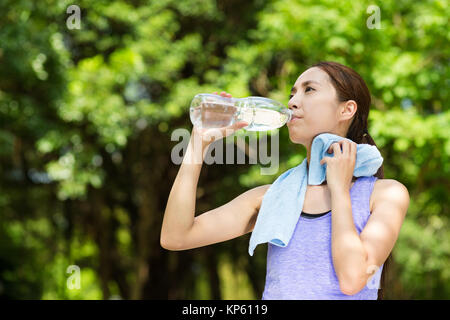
[290,80,321,93]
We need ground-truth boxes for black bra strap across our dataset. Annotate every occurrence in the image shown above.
[301,210,331,218]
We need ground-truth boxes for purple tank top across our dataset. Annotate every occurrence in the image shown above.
[262,175,383,300]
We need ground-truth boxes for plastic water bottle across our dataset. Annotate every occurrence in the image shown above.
[189,93,292,131]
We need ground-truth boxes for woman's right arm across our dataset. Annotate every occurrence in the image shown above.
[160,92,270,251]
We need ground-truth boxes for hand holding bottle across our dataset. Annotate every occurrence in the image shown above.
[191,91,249,148]
[190,92,292,134]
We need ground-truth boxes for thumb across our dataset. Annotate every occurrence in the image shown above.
[232,121,249,130]
[320,157,326,165]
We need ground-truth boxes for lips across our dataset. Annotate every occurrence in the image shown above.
[288,115,303,123]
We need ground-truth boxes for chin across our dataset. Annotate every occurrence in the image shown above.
[288,126,317,146]
[288,131,306,145]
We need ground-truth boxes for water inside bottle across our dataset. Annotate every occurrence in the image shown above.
[237,107,290,131]
[190,95,292,131]
[190,101,237,129]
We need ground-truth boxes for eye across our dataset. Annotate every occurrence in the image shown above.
[289,94,294,99]
[305,86,314,93]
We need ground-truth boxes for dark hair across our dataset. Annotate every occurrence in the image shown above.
[312,61,391,300]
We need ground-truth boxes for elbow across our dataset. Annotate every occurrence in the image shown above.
[160,225,177,250]
[160,238,177,251]
[160,234,174,250]
[160,237,172,250]
[339,284,359,296]
[339,277,366,296]
[160,234,184,251]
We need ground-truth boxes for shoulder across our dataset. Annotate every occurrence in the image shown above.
[253,184,272,204]
[370,178,410,214]
[246,184,272,196]
[239,184,272,233]
[373,178,409,197]
[239,184,272,210]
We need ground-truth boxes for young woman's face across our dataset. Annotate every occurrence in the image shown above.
[287,67,350,145]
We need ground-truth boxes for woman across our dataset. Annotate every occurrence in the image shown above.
[160,61,410,300]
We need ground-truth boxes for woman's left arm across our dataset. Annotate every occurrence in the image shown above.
[321,140,410,295]
[330,181,409,295]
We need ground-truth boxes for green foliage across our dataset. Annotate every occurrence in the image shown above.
[0,0,448,299]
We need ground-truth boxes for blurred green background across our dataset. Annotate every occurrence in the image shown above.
[0,0,448,299]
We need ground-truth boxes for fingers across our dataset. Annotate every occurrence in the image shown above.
[202,121,248,142]
[331,142,342,155]
[321,142,341,165]
[327,140,357,157]
[342,140,349,155]
[351,141,357,156]
[212,91,232,98]
[341,140,356,157]
[233,121,249,129]
[226,121,248,132]
[321,140,357,165]
[327,142,338,153]
[223,121,249,137]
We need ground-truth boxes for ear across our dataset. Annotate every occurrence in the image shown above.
[339,100,357,121]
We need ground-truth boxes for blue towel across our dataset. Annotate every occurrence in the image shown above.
[248,133,383,256]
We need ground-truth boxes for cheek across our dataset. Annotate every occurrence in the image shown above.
[305,107,334,126]
[300,113,336,137]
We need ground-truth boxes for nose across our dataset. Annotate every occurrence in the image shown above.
[288,100,299,111]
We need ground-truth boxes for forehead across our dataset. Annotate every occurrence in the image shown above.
[293,67,330,87]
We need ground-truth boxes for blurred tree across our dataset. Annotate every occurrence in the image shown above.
[0,0,448,299]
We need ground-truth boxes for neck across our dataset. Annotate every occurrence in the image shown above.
[306,159,327,185]
[306,149,356,185]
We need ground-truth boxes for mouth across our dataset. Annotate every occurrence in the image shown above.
[288,115,303,124]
